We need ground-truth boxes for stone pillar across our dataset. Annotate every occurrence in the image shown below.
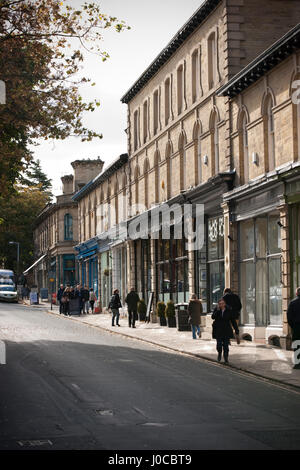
[126,240,136,291]
[188,244,196,297]
[150,238,158,322]
[222,201,238,291]
[278,202,291,348]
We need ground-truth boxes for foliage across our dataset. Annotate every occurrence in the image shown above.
[165,300,175,318]
[156,301,166,318]
[0,158,52,273]
[0,0,129,194]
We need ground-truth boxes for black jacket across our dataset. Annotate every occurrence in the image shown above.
[125,291,140,311]
[81,288,90,302]
[109,293,122,310]
[212,307,239,340]
[57,288,65,302]
[287,296,300,341]
[222,292,242,319]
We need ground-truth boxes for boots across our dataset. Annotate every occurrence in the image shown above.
[217,352,222,362]
[224,353,229,364]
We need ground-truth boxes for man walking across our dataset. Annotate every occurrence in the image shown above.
[222,288,242,323]
[125,287,140,328]
[57,284,65,314]
[81,285,90,314]
[287,287,300,370]
[109,289,122,327]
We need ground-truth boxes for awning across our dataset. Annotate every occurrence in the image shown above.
[23,254,47,275]
[76,249,97,260]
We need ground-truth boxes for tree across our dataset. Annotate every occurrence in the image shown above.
[18,158,52,196]
[0,0,129,195]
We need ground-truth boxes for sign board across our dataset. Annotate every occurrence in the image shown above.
[49,278,55,283]
[40,288,48,300]
[145,292,154,323]
[30,292,39,305]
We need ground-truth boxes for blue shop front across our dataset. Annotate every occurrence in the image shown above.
[75,237,99,298]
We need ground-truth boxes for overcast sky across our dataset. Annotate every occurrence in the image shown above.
[34,0,203,195]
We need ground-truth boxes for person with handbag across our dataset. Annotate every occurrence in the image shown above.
[108,289,122,326]
[188,294,203,339]
[89,288,97,314]
[212,298,240,363]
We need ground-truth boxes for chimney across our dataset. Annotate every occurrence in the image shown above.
[71,157,104,193]
[61,174,74,195]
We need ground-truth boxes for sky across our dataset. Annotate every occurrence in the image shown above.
[34,0,203,195]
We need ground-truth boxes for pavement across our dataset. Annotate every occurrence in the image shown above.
[2,302,300,450]
[26,300,300,390]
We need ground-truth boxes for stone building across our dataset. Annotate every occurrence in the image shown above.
[73,154,129,306]
[217,23,300,346]
[119,0,300,315]
[27,158,104,295]
[53,1,300,347]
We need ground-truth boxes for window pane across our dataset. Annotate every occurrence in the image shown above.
[177,259,189,303]
[256,259,268,326]
[269,257,282,325]
[209,261,224,311]
[240,220,254,259]
[240,262,255,325]
[268,216,281,254]
[256,218,267,258]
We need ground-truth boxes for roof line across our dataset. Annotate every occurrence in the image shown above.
[121,0,222,104]
[72,153,128,202]
[217,23,300,98]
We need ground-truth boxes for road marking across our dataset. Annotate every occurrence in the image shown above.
[18,439,53,447]
[71,383,80,390]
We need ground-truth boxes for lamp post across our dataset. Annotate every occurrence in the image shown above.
[9,241,20,278]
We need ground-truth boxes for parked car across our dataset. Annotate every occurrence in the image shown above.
[0,285,18,303]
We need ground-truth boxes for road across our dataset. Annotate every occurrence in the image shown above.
[0,302,300,450]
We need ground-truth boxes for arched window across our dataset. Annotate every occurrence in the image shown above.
[133,109,139,151]
[192,49,199,103]
[208,32,217,89]
[134,166,140,212]
[144,158,150,209]
[263,95,275,172]
[143,100,148,144]
[177,65,184,115]
[210,111,219,175]
[64,214,73,241]
[114,181,119,225]
[239,111,249,184]
[165,78,171,125]
[194,122,202,185]
[154,151,161,203]
[179,133,187,190]
[166,143,172,200]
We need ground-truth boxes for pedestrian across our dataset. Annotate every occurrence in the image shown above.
[62,287,71,316]
[188,293,203,339]
[222,288,242,323]
[89,288,97,314]
[108,289,122,327]
[212,298,240,363]
[287,287,300,370]
[81,285,90,314]
[57,284,65,314]
[125,287,140,328]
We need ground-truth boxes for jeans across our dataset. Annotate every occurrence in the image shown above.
[128,310,137,327]
[216,338,230,356]
[191,325,201,339]
[82,300,89,314]
[112,309,120,326]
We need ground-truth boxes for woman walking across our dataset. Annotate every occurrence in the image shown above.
[62,286,71,316]
[108,289,122,326]
[212,298,239,363]
[89,288,97,314]
[188,294,203,339]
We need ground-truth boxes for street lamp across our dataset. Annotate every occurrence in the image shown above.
[9,241,20,277]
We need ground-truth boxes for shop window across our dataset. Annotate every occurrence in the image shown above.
[239,216,282,327]
[64,214,73,240]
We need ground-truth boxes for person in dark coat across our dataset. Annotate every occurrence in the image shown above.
[57,284,65,314]
[62,286,71,316]
[287,287,300,370]
[188,294,203,339]
[222,288,242,322]
[125,287,140,328]
[81,286,90,314]
[109,289,122,326]
[212,298,239,363]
